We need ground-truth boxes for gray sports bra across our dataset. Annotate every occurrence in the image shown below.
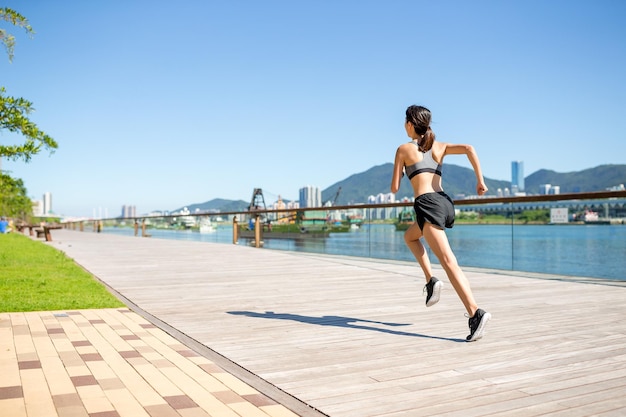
[404,142,442,179]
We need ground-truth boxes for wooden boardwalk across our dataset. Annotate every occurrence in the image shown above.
[46,229,626,416]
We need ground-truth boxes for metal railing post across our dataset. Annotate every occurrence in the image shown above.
[255,215,261,248]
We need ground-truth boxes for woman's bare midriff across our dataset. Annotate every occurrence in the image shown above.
[410,173,444,198]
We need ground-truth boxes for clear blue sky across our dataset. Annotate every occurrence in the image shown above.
[2,1,625,218]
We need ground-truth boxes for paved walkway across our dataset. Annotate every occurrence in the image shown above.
[3,229,626,416]
[0,308,302,417]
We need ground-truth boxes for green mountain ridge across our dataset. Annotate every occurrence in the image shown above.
[175,164,626,213]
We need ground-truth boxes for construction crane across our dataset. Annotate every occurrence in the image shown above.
[333,187,342,205]
[248,188,299,225]
[325,187,341,206]
[248,188,267,211]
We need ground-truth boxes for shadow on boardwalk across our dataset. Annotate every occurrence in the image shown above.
[228,311,466,343]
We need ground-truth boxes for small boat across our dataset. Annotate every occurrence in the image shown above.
[395,208,415,231]
[583,210,599,222]
[582,210,610,225]
[199,217,216,233]
[174,207,196,229]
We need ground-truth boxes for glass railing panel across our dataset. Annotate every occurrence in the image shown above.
[446,224,514,271]
[65,191,626,281]
[510,222,625,279]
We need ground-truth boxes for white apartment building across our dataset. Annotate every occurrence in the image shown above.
[299,185,322,208]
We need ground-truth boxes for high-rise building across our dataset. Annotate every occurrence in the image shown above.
[121,205,137,218]
[43,192,52,215]
[539,184,551,195]
[299,186,322,208]
[511,161,524,192]
[368,193,395,204]
[32,200,44,216]
[367,193,396,220]
[539,184,560,195]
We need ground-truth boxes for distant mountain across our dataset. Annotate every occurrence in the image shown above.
[321,163,512,205]
[173,164,626,212]
[525,164,626,194]
[172,198,248,214]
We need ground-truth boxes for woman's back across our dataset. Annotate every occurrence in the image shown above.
[402,141,445,197]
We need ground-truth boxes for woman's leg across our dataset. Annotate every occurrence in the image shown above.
[404,223,433,282]
[421,223,478,316]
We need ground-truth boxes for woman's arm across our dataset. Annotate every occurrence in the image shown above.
[443,143,488,196]
[390,146,405,193]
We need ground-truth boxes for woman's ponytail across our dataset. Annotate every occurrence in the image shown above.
[406,105,435,151]
[420,126,435,152]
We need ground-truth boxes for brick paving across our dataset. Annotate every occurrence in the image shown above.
[0,308,301,417]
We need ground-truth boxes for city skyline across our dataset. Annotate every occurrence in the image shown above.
[28,158,626,219]
[3,1,625,218]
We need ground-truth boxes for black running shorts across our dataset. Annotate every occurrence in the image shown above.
[413,192,455,231]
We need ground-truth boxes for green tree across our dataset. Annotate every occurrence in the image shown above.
[1,7,57,162]
[1,7,33,62]
[0,172,32,219]
[516,209,550,224]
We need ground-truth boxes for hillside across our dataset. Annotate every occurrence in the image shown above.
[174,198,249,214]
[525,164,626,194]
[322,163,513,205]
[174,164,626,212]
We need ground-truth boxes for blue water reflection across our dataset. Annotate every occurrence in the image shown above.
[103,223,625,281]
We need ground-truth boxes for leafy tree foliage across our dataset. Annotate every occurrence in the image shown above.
[1,7,57,219]
[1,7,57,162]
[515,209,550,224]
[0,87,58,161]
[0,173,32,218]
[1,7,33,62]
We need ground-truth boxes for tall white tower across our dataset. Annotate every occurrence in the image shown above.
[43,192,52,215]
[511,161,524,192]
[299,185,322,208]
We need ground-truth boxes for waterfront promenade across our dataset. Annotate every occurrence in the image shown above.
[3,229,626,416]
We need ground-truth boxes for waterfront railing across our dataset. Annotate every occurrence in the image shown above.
[62,191,626,281]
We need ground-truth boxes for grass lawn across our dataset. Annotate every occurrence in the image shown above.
[0,232,125,312]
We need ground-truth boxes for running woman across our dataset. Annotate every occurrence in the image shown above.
[390,105,491,342]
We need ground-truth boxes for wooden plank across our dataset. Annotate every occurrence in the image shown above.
[47,230,626,417]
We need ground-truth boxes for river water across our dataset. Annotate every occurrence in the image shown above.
[104,223,625,281]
